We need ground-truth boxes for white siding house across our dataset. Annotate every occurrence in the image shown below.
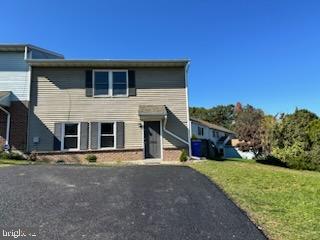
[190,117,255,159]
[0,44,63,102]
[190,117,236,158]
[0,44,63,151]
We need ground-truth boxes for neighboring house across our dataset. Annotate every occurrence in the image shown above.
[190,117,255,159]
[26,59,190,162]
[190,117,236,158]
[0,44,63,152]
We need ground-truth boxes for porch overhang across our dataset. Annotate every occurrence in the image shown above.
[0,91,11,107]
[138,105,167,121]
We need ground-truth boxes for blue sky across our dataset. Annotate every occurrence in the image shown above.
[1,0,319,115]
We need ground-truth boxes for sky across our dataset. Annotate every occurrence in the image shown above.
[1,0,320,115]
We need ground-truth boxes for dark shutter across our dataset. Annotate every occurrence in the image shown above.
[128,70,136,96]
[80,122,89,150]
[85,70,93,97]
[53,123,62,150]
[90,122,99,149]
[116,122,125,149]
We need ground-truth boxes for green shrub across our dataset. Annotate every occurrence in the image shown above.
[272,143,319,171]
[180,149,188,162]
[0,152,10,159]
[0,151,25,160]
[191,134,198,140]
[86,154,97,163]
[308,145,320,171]
[256,154,287,168]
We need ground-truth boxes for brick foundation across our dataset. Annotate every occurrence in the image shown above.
[37,149,144,164]
[10,101,29,151]
[163,148,185,161]
[0,110,7,148]
[36,148,186,163]
[0,101,29,151]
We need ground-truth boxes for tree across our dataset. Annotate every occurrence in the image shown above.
[189,104,235,129]
[260,115,276,154]
[307,119,320,145]
[233,105,265,156]
[272,109,319,170]
[189,107,209,121]
[234,102,243,114]
[272,109,318,150]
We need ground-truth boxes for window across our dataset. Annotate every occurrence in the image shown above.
[198,126,204,136]
[113,71,127,95]
[94,71,109,96]
[93,70,128,97]
[99,122,115,148]
[212,130,216,138]
[63,123,79,150]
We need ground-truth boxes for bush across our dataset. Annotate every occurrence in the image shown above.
[86,154,97,163]
[272,143,319,171]
[0,152,10,159]
[307,145,320,171]
[0,151,26,160]
[191,134,198,140]
[180,149,188,162]
[256,154,287,168]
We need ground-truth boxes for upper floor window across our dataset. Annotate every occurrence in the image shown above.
[93,70,128,97]
[198,126,204,136]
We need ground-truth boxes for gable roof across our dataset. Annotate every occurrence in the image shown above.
[190,117,236,135]
[0,43,64,59]
[139,105,167,116]
[26,59,189,68]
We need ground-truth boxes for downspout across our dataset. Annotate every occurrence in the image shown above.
[0,106,10,149]
[184,61,193,158]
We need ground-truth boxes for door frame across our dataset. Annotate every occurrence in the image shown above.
[142,120,163,160]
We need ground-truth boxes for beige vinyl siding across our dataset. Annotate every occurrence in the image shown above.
[28,67,188,151]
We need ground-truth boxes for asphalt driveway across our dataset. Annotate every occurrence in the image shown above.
[0,165,266,240]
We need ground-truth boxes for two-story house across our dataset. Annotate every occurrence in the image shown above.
[190,117,235,157]
[0,44,63,152]
[26,59,190,162]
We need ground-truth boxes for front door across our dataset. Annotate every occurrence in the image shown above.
[144,121,161,159]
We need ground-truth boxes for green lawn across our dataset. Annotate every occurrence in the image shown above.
[0,159,31,166]
[189,159,320,240]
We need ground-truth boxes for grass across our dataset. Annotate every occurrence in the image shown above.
[0,159,133,168]
[189,159,320,240]
[0,159,31,167]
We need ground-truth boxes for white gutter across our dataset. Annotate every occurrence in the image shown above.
[163,115,189,145]
[0,106,10,148]
[184,61,193,158]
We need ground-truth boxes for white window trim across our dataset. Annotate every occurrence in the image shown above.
[198,126,204,136]
[93,69,129,98]
[61,123,80,151]
[98,122,116,149]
